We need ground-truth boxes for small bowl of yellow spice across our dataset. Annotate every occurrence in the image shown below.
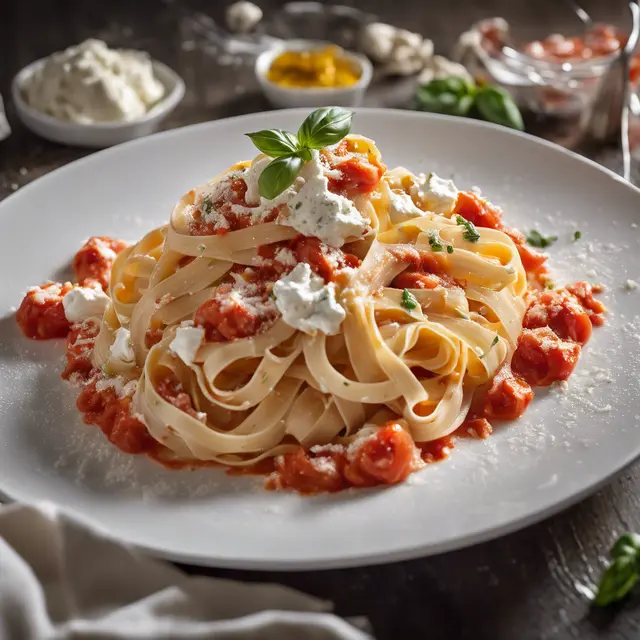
[255,40,372,109]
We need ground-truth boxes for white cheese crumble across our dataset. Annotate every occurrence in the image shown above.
[169,322,205,366]
[225,1,263,33]
[387,189,426,224]
[110,327,135,363]
[21,39,165,124]
[62,286,110,323]
[280,150,368,247]
[274,247,297,266]
[623,279,638,291]
[410,172,459,215]
[273,263,345,335]
[96,376,137,399]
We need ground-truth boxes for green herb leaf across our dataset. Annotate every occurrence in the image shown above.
[573,230,582,242]
[475,86,524,131]
[245,129,300,157]
[258,155,304,200]
[297,107,353,149]
[446,244,454,254]
[595,555,639,607]
[544,280,555,290]
[455,215,481,243]
[416,77,476,117]
[611,533,640,560]
[479,335,500,360]
[201,196,213,215]
[526,230,557,249]
[428,230,444,252]
[343,381,350,386]
[401,288,418,311]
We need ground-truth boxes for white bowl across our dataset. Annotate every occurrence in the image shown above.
[255,40,372,109]
[12,58,185,148]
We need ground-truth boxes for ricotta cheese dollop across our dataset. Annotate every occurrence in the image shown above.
[110,327,135,363]
[410,172,459,215]
[62,286,110,323]
[273,263,346,336]
[21,39,165,124]
[169,322,205,366]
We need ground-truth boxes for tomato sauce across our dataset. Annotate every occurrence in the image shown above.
[268,423,417,494]
[189,177,281,236]
[16,282,73,340]
[76,379,157,455]
[73,236,128,290]
[482,365,533,420]
[322,140,386,197]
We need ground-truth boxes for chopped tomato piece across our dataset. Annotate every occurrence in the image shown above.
[344,423,416,486]
[76,380,156,454]
[482,366,534,420]
[454,191,503,230]
[189,177,282,236]
[62,320,99,380]
[524,289,593,345]
[566,281,606,326]
[145,327,164,349]
[291,236,360,283]
[194,281,276,342]
[418,435,455,462]
[274,449,345,494]
[512,327,581,386]
[16,282,73,340]
[155,375,201,419]
[456,417,493,439]
[73,236,128,289]
[392,271,441,290]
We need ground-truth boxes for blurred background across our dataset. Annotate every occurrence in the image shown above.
[1,0,636,188]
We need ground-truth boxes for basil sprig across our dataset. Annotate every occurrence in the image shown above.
[415,76,524,131]
[594,533,640,607]
[246,107,353,199]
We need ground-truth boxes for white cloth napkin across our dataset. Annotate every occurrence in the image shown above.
[0,503,372,640]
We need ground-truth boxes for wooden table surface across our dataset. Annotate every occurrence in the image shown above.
[1,1,639,638]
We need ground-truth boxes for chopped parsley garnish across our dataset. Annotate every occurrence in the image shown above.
[201,197,213,215]
[446,244,454,254]
[526,229,557,248]
[343,381,350,386]
[455,215,480,243]
[401,288,418,310]
[544,279,555,290]
[573,230,582,241]
[428,230,444,252]
[294,201,302,210]
[198,244,206,252]
[478,335,500,360]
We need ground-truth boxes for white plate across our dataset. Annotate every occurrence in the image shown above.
[1,109,639,570]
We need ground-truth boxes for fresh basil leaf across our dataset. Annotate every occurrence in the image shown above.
[594,555,639,607]
[297,107,353,149]
[416,79,475,117]
[475,86,524,131]
[258,155,304,200]
[245,129,300,157]
[611,533,640,560]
